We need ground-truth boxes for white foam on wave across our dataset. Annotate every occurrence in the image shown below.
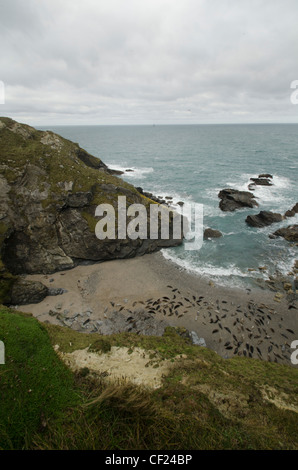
[145,187,196,217]
[275,256,297,278]
[124,167,154,179]
[225,173,294,210]
[161,249,250,280]
[107,163,155,180]
[225,173,253,192]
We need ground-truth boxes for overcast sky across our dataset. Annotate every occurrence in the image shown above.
[0,0,297,125]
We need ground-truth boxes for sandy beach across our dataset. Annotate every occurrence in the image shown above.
[14,250,297,367]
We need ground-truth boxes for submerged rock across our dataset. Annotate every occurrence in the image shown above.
[285,203,298,218]
[250,177,273,186]
[258,174,273,179]
[204,228,222,239]
[246,211,283,228]
[109,169,124,175]
[218,189,258,212]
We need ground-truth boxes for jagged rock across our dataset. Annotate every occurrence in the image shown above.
[95,309,169,336]
[258,174,273,179]
[48,288,67,296]
[0,118,183,304]
[10,279,48,305]
[250,177,273,186]
[246,211,283,228]
[66,191,93,208]
[218,189,258,212]
[270,225,298,242]
[274,292,284,302]
[283,283,293,292]
[285,203,298,218]
[189,331,206,347]
[204,228,222,239]
[109,169,124,175]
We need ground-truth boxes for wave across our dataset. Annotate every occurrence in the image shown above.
[107,163,155,180]
[224,173,294,211]
[161,249,251,285]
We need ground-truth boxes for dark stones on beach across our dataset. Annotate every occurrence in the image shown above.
[218,189,258,212]
[47,287,68,296]
[204,228,222,240]
[245,211,283,228]
[94,309,169,336]
[39,280,295,365]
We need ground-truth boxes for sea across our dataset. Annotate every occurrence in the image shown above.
[39,124,298,290]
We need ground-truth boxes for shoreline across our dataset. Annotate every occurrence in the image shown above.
[15,250,297,367]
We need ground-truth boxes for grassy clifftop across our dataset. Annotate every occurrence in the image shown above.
[1,307,297,450]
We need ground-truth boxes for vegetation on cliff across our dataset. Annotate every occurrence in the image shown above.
[1,307,297,450]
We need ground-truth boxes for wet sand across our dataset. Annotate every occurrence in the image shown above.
[15,251,297,366]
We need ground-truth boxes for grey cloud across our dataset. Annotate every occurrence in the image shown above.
[0,0,297,124]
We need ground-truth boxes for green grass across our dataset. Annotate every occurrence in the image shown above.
[0,308,79,449]
[1,307,298,450]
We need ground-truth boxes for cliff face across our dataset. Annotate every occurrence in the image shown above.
[0,117,182,303]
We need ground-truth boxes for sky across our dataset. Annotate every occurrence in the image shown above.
[0,0,298,125]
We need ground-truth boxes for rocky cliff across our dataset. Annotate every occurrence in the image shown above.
[0,117,182,304]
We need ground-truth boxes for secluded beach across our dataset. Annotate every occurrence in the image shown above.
[16,250,297,366]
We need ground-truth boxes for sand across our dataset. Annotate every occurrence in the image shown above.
[58,345,176,389]
[15,251,297,367]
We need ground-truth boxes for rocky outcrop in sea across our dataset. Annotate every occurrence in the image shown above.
[246,211,284,228]
[218,188,258,212]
